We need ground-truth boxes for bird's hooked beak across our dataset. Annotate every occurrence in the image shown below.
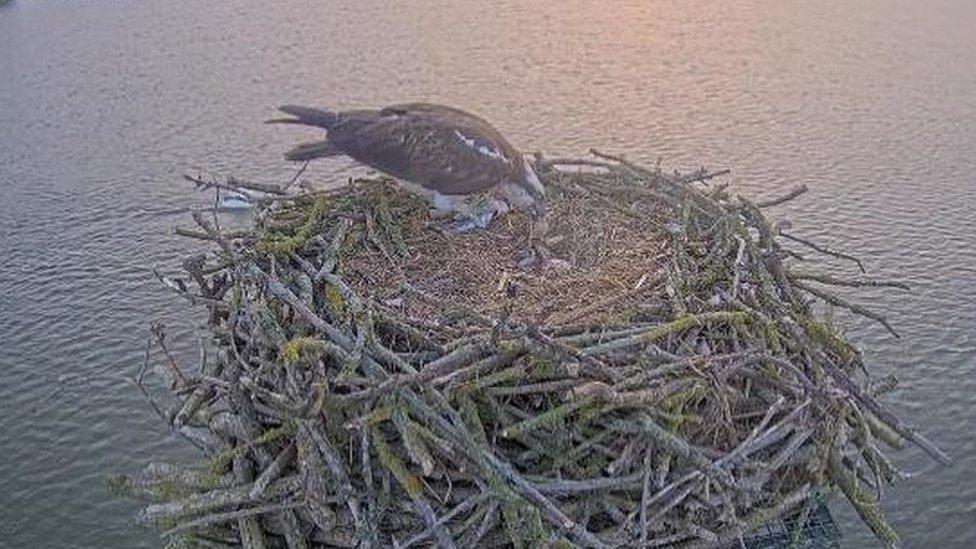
[520,158,548,221]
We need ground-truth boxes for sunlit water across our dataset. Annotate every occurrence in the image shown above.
[1,1,974,547]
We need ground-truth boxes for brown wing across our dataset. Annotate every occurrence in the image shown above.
[326,104,524,196]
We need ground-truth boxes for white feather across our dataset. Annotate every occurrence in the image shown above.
[399,180,465,215]
[454,130,509,163]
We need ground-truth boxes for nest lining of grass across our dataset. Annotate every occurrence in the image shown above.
[332,172,670,327]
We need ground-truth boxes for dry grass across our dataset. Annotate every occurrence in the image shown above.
[337,171,670,326]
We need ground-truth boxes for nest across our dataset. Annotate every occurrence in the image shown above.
[124,151,948,548]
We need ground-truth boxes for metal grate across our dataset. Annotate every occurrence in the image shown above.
[730,501,842,549]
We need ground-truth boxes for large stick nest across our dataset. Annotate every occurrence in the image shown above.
[122,151,947,549]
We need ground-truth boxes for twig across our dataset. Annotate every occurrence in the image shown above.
[780,231,866,274]
[755,184,809,208]
[793,280,900,338]
[788,271,910,291]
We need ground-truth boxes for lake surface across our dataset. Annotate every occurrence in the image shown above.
[1,0,974,547]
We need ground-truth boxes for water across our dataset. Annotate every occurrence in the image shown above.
[1,1,973,547]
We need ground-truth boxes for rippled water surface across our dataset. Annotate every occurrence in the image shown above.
[1,1,974,547]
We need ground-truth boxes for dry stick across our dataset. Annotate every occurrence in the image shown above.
[788,271,911,291]
[646,483,696,527]
[184,173,288,196]
[606,438,642,476]
[150,323,188,388]
[281,161,310,192]
[680,167,732,185]
[707,181,730,199]
[754,184,809,208]
[486,378,585,397]
[129,376,189,443]
[468,501,500,547]
[233,454,268,549]
[347,341,493,402]
[526,325,621,384]
[582,311,751,356]
[249,443,296,498]
[316,218,353,277]
[277,509,311,549]
[557,323,659,348]
[302,422,355,499]
[162,501,304,538]
[731,236,746,299]
[133,462,235,492]
[537,156,617,171]
[640,450,653,546]
[779,231,866,274]
[229,176,289,195]
[397,494,488,549]
[793,280,900,338]
[357,423,379,547]
[432,351,521,387]
[299,421,363,527]
[531,473,644,496]
[644,532,694,548]
[140,476,300,525]
[173,227,251,241]
[837,364,950,466]
[191,210,236,258]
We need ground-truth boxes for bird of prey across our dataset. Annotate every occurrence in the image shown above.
[267,103,547,232]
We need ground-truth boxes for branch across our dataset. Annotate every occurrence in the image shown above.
[755,184,809,208]
[780,231,866,273]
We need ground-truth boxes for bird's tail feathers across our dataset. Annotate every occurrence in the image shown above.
[266,105,337,129]
[284,140,341,162]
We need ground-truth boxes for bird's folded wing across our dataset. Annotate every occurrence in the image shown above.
[328,107,520,196]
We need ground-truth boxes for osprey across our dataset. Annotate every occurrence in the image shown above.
[268,103,547,232]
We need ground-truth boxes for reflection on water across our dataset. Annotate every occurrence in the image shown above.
[1,0,974,546]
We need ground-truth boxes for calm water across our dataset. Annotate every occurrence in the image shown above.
[1,1,974,547]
